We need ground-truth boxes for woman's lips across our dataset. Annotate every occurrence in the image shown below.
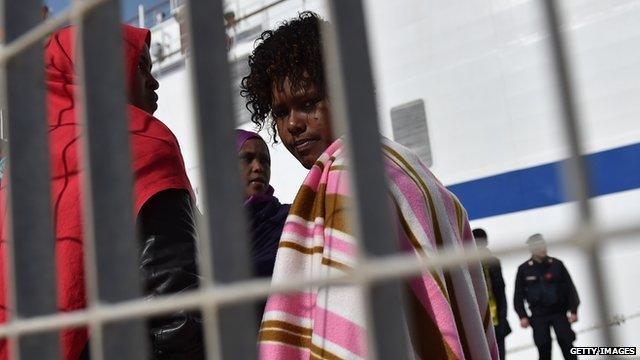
[294,138,318,154]
[249,178,266,186]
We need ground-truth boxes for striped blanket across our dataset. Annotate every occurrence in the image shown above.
[259,138,498,360]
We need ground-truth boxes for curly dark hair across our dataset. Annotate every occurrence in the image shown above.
[240,11,327,143]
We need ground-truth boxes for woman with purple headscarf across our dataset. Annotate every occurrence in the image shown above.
[236,130,290,280]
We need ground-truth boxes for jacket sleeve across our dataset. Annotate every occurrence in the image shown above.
[559,260,580,314]
[513,266,528,319]
[137,189,204,360]
[491,260,508,323]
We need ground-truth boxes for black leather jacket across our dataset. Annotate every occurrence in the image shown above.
[79,189,204,360]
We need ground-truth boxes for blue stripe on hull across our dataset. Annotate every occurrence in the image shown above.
[447,142,640,220]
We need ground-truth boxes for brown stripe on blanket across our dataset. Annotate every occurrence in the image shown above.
[452,198,465,239]
[404,285,459,360]
[321,257,353,272]
[390,198,426,254]
[279,241,324,254]
[287,185,352,235]
[314,160,325,171]
[391,198,449,301]
[312,156,337,172]
[382,145,445,248]
[444,271,472,360]
[259,329,306,348]
[309,341,344,360]
[261,320,313,337]
[288,185,321,221]
[483,304,491,331]
[324,195,352,236]
[329,165,348,171]
[260,329,344,360]
[279,242,352,271]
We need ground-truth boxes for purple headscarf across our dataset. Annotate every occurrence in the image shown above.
[235,129,290,282]
[236,129,275,202]
[236,129,263,152]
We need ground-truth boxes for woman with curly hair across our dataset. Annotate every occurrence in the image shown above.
[241,11,498,360]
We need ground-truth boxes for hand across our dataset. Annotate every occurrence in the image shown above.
[568,313,578,323]
[520,318,530,328]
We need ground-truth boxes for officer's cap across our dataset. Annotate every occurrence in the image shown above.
[527,234,547,250]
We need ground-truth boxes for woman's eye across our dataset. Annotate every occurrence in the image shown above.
[139,62,152,73]
[272,109,288,119]
[303,99,320,111]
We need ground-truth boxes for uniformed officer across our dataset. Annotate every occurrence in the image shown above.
[473,228,511,360]
[514,234,580,360]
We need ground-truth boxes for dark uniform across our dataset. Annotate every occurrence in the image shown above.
[482,255,511,360]
[514,256,580,360]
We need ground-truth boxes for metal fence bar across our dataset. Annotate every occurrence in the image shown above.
[541,0,615,346]
[73,0,147,358]
[0,221,638,340]
[0,0,110,66]
[323,1,411,358]
[1,0,59,358]
[184,0,257,358]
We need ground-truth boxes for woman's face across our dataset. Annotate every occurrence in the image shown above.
[239,138,271,198]
[129,45,159,114]
[271,79,334,169]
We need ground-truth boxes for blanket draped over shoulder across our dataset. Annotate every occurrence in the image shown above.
[259,138,498,360]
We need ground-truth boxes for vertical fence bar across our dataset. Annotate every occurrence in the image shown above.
[323,1,411,358]
[73,0,147,359]
[1,0,59,358]
[184,0,257,358]
[138,5,145,28]
[541,0,614,346]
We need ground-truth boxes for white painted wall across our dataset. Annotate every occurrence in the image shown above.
[362,1,640,357]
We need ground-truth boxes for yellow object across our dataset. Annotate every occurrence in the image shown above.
[483,264,500,326]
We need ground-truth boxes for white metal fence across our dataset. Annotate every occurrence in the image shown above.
[0,0,634,359]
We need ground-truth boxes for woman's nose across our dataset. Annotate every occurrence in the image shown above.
[148,75,160,90]
[286,109,307,136]
[251,159,264,173]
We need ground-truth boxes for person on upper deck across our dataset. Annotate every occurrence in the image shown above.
[0,25,204,360]
[241,11,498,360]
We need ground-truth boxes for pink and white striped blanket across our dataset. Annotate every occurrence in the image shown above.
[259,138,498,360]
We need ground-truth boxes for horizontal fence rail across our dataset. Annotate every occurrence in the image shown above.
[0,222,637,339]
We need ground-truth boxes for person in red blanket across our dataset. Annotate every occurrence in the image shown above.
[0,25,204,359]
